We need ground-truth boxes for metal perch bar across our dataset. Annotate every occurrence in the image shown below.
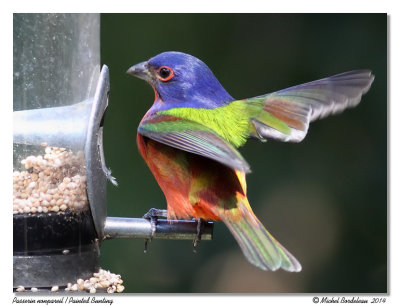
[103,217,213,241]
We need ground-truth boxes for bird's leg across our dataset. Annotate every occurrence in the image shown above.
[192,217,204,253]
[142,208,168,253]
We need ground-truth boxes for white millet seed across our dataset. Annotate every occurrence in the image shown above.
[51,286,59,292]
[83,282,92,290]
[51,206,60,212]
[31,287,38,292]
[107,286,116,294]
[16,286,25,292]
[100,280,111,288]
[89,277,98,284]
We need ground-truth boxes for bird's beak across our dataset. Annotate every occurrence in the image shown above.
[126,61,152,82]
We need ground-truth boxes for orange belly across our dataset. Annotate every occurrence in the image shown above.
[137,134,245,221]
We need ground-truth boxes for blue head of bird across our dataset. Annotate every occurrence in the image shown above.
[127,51,234,113]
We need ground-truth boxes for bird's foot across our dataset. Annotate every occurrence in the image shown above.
[142,208,168,253]
[143,208,168,220]
[192,218,205,253]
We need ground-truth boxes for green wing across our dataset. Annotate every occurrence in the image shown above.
[248,70,374,142]
[138,114,251,173]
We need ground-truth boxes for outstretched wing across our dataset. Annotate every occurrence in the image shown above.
[249,70,374,142]
[138,114,251,173]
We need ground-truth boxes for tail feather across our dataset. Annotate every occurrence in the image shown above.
[222,201,302,272]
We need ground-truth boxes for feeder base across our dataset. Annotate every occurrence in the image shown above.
[13,243,100,288]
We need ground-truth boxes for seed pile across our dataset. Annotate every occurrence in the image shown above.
[13,146,88,214]
[14,269,125,293]
[64,269,125,293]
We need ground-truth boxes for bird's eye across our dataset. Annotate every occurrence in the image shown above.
[157,66,174,81]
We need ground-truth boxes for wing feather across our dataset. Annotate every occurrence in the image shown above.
[249,70,374,142]
[138,114,251,173]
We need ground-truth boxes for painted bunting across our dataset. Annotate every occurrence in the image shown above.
[127,51,374,272]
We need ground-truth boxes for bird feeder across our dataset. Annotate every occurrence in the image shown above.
[13,13,213,291]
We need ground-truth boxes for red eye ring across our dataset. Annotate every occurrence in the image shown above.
[157,66,174,82]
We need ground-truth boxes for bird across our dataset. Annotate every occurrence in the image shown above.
[127,51,374,272]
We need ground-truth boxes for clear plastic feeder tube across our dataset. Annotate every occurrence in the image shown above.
[13,13,101,288]
[13,14,100,216]
[13,13,100,111]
